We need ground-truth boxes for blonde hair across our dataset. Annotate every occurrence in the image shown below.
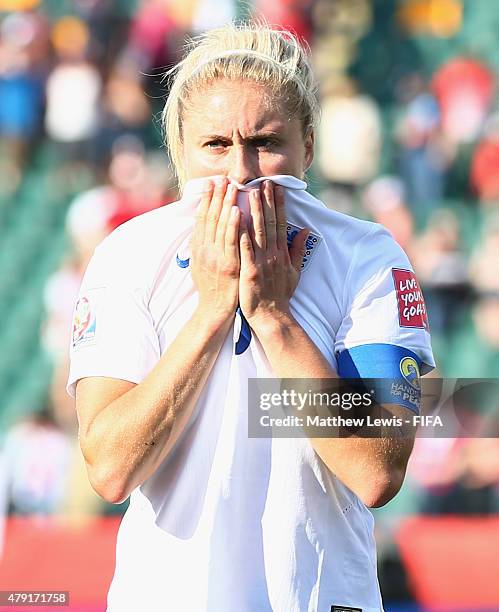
[161,21,320,186]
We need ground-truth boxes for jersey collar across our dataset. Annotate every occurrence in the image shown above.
[181,174,307,201]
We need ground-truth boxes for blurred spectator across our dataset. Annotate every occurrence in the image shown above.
[317,75,381,211]
[395,73,451,225]
[470,112,499,205]
[312,0,372,77]
[1,411,72,515]
[408,379,499,515]
[431,56,495,145]
[253,0,314,42]
[408,437,462,494]
[409,436,499,515]
[65,186,115,267]
[191,0,236,33]
[469,216,499,293]
[397,0,463,38]
[162,0,203,31]
[461,438,499,492]
[72,0,122,67]
[411,209,469,338]
[93,65,151,165]
[1,410,106,520]
[126,0,181,72]
[0,0,40,8]
[444,293,499,377]
[0,11,46,191]
[97,135,175,231]
[158,0,236,34]
[44,16,102,160]
[471,294,499,362]
[62,135,173,267]
[362,175,414,252]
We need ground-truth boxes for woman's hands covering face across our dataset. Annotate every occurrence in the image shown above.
[190,177,241,324]
[190,178,308,331]
[238,180,308,332]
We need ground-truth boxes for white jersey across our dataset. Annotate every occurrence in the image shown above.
[68,175,434,612]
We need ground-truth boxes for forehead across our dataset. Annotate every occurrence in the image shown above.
[183,79,292,134]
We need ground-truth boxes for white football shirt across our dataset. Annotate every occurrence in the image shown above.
[68,175,434,612]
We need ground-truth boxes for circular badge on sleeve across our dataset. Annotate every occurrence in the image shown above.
[400,356,420,391]
[72,295,97,348]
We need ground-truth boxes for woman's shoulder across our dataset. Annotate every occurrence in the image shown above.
[86,200,190,285]
[298,190,397,254]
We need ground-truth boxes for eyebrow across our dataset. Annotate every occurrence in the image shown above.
[200,130,283,141]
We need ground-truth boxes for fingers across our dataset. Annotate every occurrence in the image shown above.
[225,205,240,260]
[261,180,277,250]
[274,184,288,251]
[190,179,240,320]
[249,188,266,250]
[193,179,295,276]
[205,177,228,243]
[193,177,239,251]
[239,213,255,274]
[289,228,309,272]
[193,179,215,245]
[215,183,238,246]
[249,181,285,253]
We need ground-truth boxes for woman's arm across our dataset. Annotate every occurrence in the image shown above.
[239,181,415,508]
[76,178,242,503]
[248,312,414,508]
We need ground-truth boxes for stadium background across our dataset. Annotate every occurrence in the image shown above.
[0,0,498,610]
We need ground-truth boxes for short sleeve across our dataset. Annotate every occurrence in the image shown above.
[66,240,161,397]
[335,224,435,375]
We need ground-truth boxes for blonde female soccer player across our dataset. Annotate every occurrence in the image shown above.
[68,22,434,612]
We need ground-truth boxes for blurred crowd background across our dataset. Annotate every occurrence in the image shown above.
[0,0,499,609]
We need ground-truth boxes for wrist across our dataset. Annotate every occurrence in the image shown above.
[248,310,296,341]
[192,305,235,335]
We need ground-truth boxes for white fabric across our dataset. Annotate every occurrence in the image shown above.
[67,175,434,612]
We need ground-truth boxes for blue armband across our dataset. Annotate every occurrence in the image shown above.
[337,343,422,414]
